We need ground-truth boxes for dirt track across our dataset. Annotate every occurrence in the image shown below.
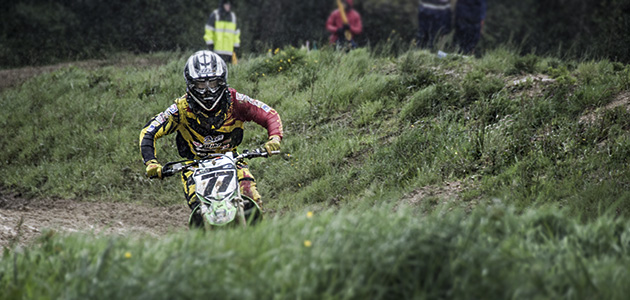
[1,57,188,248]
[0,195,190,248]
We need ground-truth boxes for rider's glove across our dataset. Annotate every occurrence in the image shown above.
[145,159,163,179]
[264,135,281,156]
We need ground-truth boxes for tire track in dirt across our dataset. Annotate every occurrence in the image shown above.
[0,197,190,248]
[1,57,183,248]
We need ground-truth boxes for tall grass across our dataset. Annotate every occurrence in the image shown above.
[2,205,630,299]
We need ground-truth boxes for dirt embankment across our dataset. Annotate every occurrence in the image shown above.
[1,57,185,248]
[1,60,103,91]
[0,56,168,92]
[0,194,189,248]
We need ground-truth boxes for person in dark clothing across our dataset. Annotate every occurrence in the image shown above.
[417,0,452,49]
[453,0,487,54]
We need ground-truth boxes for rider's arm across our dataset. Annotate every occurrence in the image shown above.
[139,102,180,164]
[231,89,283,140]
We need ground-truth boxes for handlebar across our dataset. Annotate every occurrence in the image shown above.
[235,148,281,160]
[160,148,280,178]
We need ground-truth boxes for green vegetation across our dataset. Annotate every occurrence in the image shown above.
[1,46,630,297]
[2,205,630,299]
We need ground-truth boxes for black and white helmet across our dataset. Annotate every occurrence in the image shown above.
[183,50,228,112]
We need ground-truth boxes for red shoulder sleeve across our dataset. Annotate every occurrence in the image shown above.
[230,88,283,139]
[326,10,340,33]
[348,10,363,35]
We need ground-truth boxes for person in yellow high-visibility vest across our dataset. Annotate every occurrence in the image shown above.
[204,0,240,64]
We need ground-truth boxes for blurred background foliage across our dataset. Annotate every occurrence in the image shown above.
[1,0,629,68]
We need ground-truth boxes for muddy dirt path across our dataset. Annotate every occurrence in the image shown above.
[0,196,190,248]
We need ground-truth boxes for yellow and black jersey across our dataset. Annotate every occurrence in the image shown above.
[139,88,283,164]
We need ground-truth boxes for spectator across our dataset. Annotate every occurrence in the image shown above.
[326,0,363,49]
[417,0,452,49]
[204,0,240,63]
[453,0,487,54]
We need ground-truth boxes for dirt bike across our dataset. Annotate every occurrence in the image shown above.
[161,148,278,230]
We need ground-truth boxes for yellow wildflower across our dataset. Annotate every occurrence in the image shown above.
[304,240,312,247]
[307,211,313,218]
[124,252,132,259]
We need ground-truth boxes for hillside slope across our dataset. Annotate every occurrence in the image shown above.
[1,47,630,299]
[1,48,630,216]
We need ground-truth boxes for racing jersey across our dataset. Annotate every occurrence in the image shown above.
[139,88,283,164]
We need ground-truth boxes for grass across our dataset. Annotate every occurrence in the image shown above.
[2,205,630,299]
[1,45,630,297]
[1,45,629,213]
[1,46,629,211]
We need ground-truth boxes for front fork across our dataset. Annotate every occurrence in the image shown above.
[234,183,247,228]
[236,197,247,228]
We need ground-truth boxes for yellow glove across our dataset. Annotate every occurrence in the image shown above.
[264,135,281,156]
[145,159,163,179]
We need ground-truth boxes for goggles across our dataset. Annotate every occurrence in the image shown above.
[193,78,225,93]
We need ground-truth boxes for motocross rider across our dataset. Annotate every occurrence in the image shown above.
[139,50,283,226]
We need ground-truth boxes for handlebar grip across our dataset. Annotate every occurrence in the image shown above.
[160,164,174,178]
[160,160,196,177]
[160,170,175,178]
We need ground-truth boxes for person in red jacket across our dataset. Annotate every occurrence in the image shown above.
[139,50,283,227]
[326,0,363,49]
